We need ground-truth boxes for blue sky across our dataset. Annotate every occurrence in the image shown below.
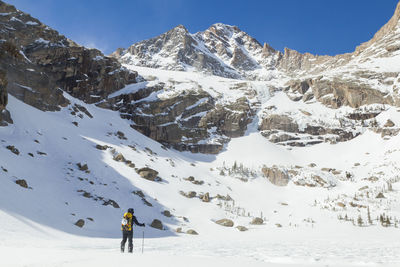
[9,0,399,56]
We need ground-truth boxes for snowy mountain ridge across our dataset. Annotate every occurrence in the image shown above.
[112,23,282,80]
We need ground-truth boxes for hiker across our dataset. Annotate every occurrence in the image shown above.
[121,208,145,253]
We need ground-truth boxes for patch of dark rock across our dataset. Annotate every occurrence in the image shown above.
[37,151,47,156]
[132,190,153,207]
[72,121,78,127]
[6,145,19,155]
[126,160,135,168]
[86,217,94,222]
[1,166,8,172]
[162,210,172,217]
[74,104,93,118]
[34,139,40,143]
[150,219,163,230]
[28,152,34,157]
[15,179,28,189]
[145,147,157,155]
[347,112,380,121]
[77,163,88,171]
[184,176,204,185]
[80,190,92,198]
[376,192,385,199]
[132,190,145,198]
[180,191,196,198]
[116,131,127,140]
[75,219,85,228]
[95,144,108,150]
[103,199,120,208]
[142,198,153,207]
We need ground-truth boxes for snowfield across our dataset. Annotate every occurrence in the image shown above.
[1,86,400,266]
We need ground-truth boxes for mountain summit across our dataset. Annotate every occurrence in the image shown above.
[112,23,282,80]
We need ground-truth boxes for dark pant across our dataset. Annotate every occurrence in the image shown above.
[121,230,133,252]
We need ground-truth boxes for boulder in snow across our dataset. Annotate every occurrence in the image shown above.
[250,217,264,225]
[15,179,28,188]
[215,219,234,227]
[236,226,248,232]
[74,219,85,228]
[150,219,163,230]
[186,229,198,235]
[137,167,159,181]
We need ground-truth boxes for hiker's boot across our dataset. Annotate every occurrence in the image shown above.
[120,244,125,253]
[128,245,133,253]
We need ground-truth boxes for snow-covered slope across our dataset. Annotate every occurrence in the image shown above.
[1,88,400,266]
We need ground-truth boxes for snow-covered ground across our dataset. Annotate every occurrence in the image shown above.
[1,82,400,266]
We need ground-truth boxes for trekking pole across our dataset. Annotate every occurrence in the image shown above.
[141,231,144,254]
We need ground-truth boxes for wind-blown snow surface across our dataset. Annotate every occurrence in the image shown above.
[1,92,400,266]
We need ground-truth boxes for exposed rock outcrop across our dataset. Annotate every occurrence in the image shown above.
[0,1,136,112]
[262,167,289,186]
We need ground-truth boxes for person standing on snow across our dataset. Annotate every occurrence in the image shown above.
[121,208,145,253]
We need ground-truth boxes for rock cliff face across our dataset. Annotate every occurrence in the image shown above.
[0,1,136,115]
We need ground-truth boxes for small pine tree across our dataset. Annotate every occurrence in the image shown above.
[386,217,391,227]
[367,206,372,225]
[387,182,393,192]
[357,215,363,227]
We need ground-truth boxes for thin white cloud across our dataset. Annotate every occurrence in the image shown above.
[77,37,109,54]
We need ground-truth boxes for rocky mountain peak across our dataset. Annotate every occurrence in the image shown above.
[206,23,241,36]
[171,24,189,33]
[355,1,400,53]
